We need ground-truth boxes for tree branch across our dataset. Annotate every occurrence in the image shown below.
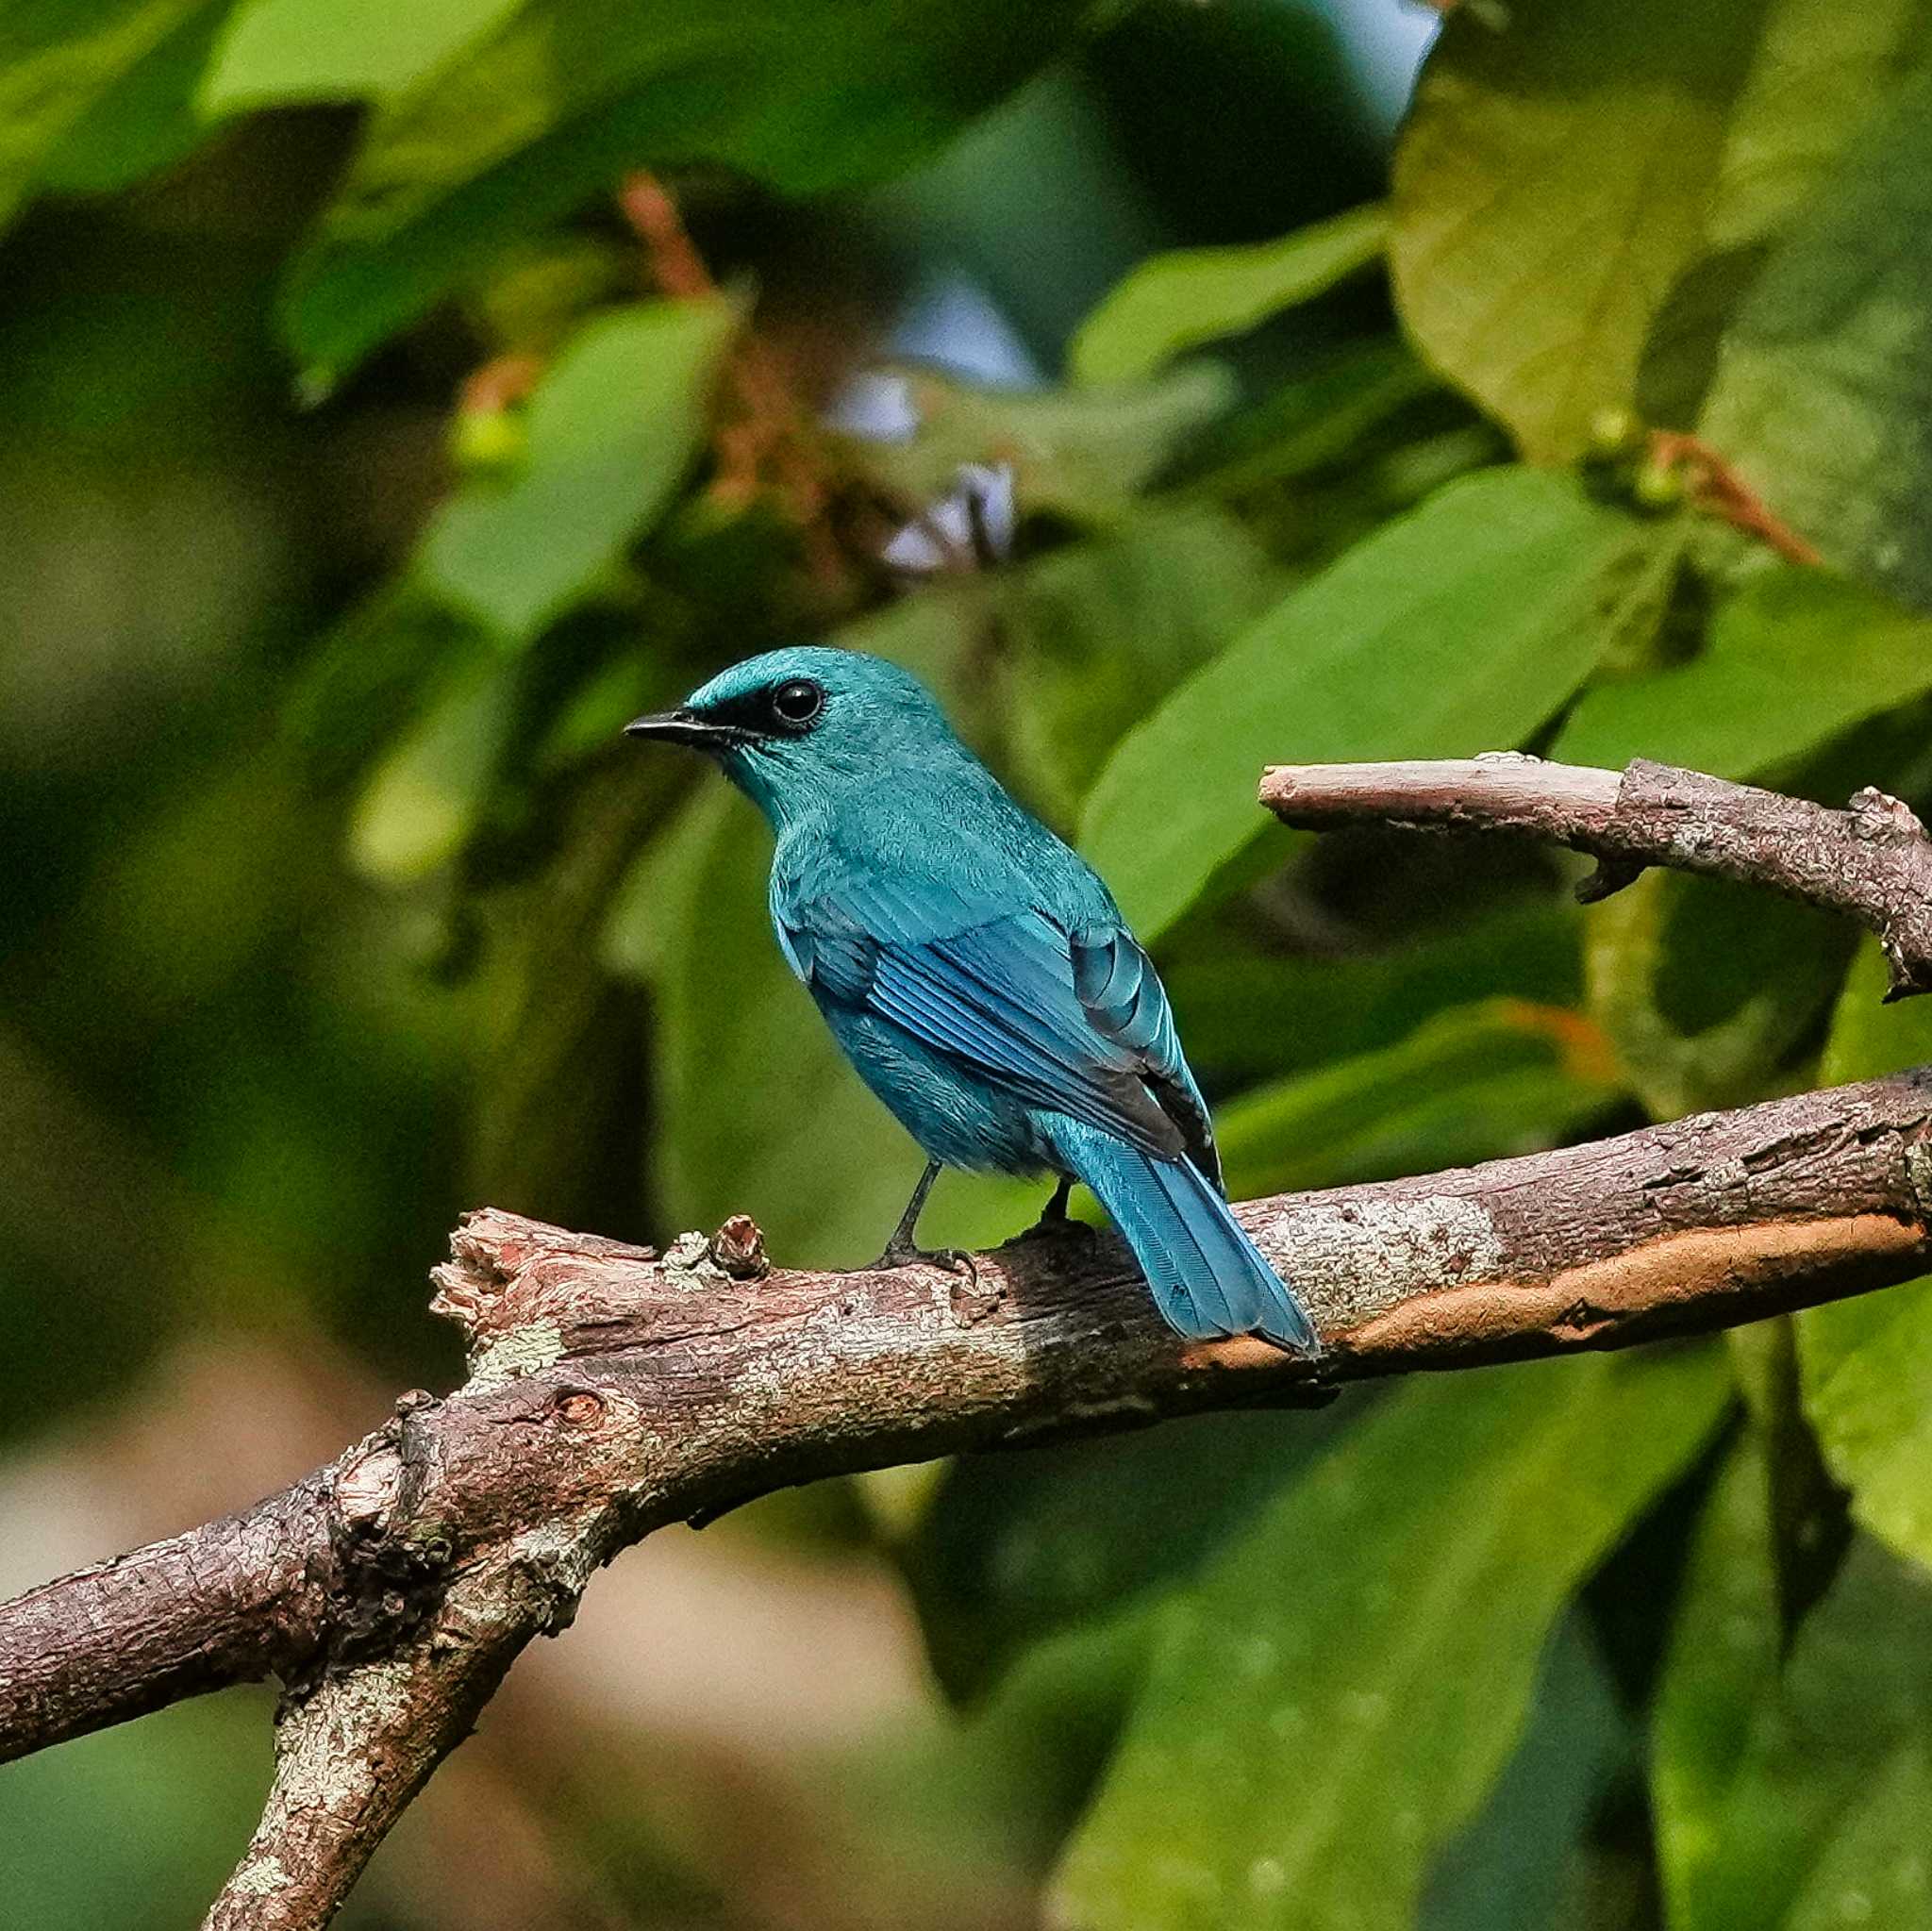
[6,753,1932,1925]
[1260,755,1932,998]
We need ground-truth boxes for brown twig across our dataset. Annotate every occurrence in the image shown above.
[1261,755,1932,998]
[618,171,844,587]
[1648,430,1823,566]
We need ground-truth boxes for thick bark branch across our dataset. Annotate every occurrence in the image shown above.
[1261,756,1932,998]
[7,1066,1932,1922]
[7,752,1932,1925]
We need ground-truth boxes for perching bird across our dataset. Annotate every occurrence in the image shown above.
[626,648,1319,1355]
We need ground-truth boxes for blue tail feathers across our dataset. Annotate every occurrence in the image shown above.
[1054,1124,1320,1356]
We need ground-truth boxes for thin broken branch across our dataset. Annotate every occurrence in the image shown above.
[1261,755,1932,998]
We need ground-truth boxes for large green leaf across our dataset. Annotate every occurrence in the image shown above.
[1391,0,1932,460]
[1584,868,1852,1120]
[1077,466,1670,941]
[1054,1347,1729,1931]
[1070,204,1387,388]
[1698,61,1932,613]
[908,1403,1358,1704]
[281,0,1093,375]
[0,0,211,225]
[200,0,520,110]
[1163,893,1584,1094]
[1656,1437,1932,1928]
[1797,941,1932,1574]
[1216,997,1622,1202]
[1555,566,1932,778]
[417,297,735,644]
[36,0,230,195]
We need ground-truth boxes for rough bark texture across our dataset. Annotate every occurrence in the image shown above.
[3,753,1931,1927]
[1262,756,1932,997]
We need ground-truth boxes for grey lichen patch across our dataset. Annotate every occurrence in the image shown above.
[658,1229,741,1291]
[1905,1139,1932,1223]
[662,1230,713,1272]
[1263,1194,1506,1330]
[225,1853,289,1897]
[465,1319,564,1391]
[336,1445,403,1526]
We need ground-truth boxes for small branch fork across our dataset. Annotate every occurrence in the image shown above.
[6,757,1932,1928]
[1262,755,1932,998]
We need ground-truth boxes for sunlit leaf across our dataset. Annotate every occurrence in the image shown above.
[1079,467,1669,941]
[1698,60,1932,613]
[1055,1347,1728,1931]
[1070,203,1387,388]
[417,297,735,644]
[202,0,521,110]
[1391,0,1932,459]
[1556,566,1932,777]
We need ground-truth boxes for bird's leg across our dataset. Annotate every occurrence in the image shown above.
[873,1159,974,1275]
[1022,1174,1093,1243]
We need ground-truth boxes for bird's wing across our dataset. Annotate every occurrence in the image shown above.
[776,873,1216,1174]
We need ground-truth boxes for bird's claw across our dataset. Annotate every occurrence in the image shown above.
[874,1239,977,1281]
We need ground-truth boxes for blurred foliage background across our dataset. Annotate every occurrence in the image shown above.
[5,0,1932,1925]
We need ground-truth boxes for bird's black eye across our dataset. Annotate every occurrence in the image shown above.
[769,678,824,728]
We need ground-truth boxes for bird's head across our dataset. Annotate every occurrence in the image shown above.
[625,646,967,824]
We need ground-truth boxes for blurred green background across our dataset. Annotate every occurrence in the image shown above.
[7,1,1932,1925]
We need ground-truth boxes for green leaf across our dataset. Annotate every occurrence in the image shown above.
[1070,204,1387,388]
[1584,869,1852,1119]
[0,0,211,226]
[1077,466,1668,941]
[417,298,735,644]
[1217,998,1622,1202]
[1054,1347,1728,1931]
[1817,936,1932,1093]
[345,647,512,883]
[908,1403,1357,1703]
[1796,941,1932,1573]
[1652,1439,1780,1929]
[37,0,229,195]
[281,0,1093,375]
[1555,566,1932,778]
[1162,894,1585,1095]
[200,0,521,111]
[1391,0,1932,460]
[1656,1439,1932,1928]
[1698,60,1932,613]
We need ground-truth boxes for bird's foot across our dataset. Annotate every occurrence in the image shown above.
[873,1237,978,1281]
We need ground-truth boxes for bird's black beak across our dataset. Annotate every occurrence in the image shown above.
[624,707,743,751]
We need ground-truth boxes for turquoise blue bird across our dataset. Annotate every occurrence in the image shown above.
[626,647,1318,1355]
